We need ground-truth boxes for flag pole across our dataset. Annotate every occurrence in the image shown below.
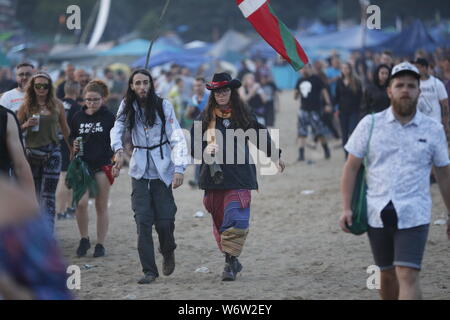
[144,0,172,70]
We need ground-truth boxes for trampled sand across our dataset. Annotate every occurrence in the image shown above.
[56,91,450,300]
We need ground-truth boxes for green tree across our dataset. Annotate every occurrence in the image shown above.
[14,0,450,43]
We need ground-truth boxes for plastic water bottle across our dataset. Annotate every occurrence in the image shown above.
[31,114,40,132]
[76,137,83,157]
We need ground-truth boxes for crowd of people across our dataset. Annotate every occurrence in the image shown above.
[0,57,285,296]
[292,49,450,162]
[0,45,450,299]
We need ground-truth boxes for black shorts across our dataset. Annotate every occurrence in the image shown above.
[367,202,429,271]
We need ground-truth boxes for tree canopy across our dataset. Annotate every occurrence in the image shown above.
[15,0,450,43]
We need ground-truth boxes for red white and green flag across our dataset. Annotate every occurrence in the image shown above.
[236,0,309,71]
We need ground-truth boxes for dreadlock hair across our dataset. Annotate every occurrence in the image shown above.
[119,69,164,131]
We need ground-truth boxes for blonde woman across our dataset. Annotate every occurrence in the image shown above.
[17,72,71,232]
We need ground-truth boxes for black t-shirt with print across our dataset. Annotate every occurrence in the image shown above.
[69,106,115,170]
[295,75,325,112]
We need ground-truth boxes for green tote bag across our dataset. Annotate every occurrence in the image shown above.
[347,114,375,235]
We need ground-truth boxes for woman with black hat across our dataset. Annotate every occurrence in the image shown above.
[190,72,285,281]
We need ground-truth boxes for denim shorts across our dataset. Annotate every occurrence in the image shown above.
[367,202,429,271]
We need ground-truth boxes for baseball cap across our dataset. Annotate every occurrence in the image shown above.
[414,58,429,67]
[390,62,420,80]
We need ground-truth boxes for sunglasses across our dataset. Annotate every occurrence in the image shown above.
[34,84,50,90]
[18,72,32,78]
[213,88,231,96]
[85,98,102,103]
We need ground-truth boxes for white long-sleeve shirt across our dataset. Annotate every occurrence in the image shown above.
[110,99,189,187]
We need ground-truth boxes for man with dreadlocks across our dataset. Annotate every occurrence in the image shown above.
[110,69,189,285]
[191,72,285,281]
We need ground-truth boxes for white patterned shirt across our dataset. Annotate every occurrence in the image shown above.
[345,107,450,229]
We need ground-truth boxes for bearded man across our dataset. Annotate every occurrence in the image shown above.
[340,62,450,300]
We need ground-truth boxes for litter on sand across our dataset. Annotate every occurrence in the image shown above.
[195,266,210,273]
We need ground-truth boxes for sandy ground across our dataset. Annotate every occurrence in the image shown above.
[56,91,450,300]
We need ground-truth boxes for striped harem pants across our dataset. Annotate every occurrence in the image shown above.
[203,189,251,257]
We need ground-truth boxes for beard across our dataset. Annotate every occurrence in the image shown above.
[137,93,148,104]
[392,96,418,117]
[19,81,27,90]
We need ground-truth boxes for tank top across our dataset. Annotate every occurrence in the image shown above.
[25,109,60,148]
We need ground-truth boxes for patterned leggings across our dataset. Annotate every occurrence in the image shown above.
[30,143,62,232]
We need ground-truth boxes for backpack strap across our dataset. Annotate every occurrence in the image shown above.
[157,99,167,160]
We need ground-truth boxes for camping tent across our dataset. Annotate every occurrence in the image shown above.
[430,24,450,47]
[207,30,252,60]
[368,20,438,56]
[99,38,181,57]
[302,20,337,36]
[131,49,212,70]
[132,41,212,70]
[299,25,394,51]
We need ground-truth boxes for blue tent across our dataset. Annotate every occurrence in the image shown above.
[299,26,394,51]
[249,40,276,59]
[303,20,337,36]
[132,48,212,70]
[99,38,181,57]
[369,20,438,56]
[430,25,450,47]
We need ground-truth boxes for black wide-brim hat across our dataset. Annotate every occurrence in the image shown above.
[206,72,241,90]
